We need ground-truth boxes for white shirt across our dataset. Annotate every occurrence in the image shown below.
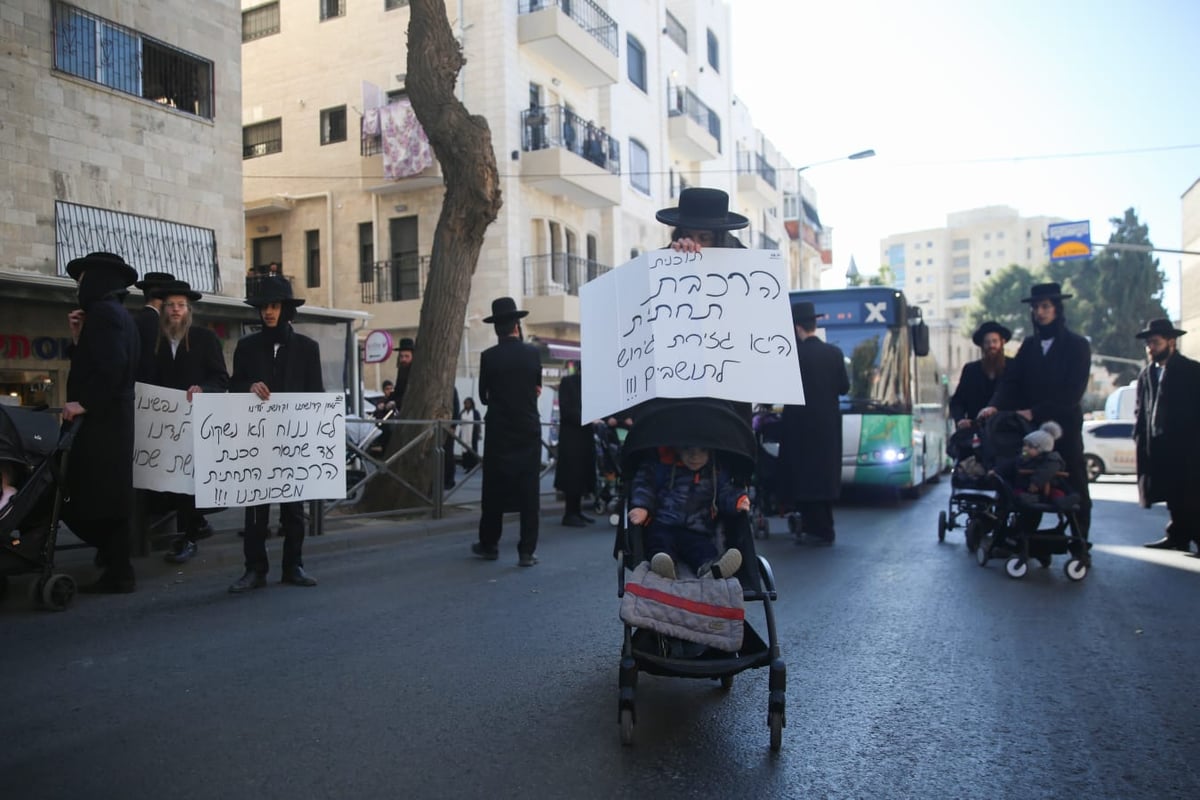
[1040,338,1054,355]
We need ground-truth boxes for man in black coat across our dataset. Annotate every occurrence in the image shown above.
[554,363,595,527]
[227,276,324,592]
[62,252,141,593]
[980,282,1092,539]
[950,321,1011,428]
[778,301,850,545]
[146,280,229,564]
[131,271,175,382]
[1133,319,1200,552]
[472,297,543,566]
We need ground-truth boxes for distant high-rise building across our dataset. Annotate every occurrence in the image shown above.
[1181,178,1200,360]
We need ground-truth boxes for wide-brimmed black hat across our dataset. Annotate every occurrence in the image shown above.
[1020,282,1073,303]
[244,275,305,308]
[655,187,749,232]
[1135,318,1187,339]
[151,279,202,303]
[483,297,529,323]
[394,337,416,352]
[65,252,138,286]
[134,270,176,292]
[791,301,826,323]
[972,320,1012,346]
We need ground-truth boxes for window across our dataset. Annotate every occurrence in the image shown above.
[320,0,345,20]
[54,2,214,118]
[243,119,281,158]
[305,230,321,288]
[952,256,969,268]
[629,139,650,194]
[951,238,969,251]
[320,106,347,145]
[385,0,409,8]
[665,10,687,52]
[914,242,921,250]
[359,222,374,283]
[627,35,646,92]
[926,258,933,265]
[706,29,720,72]
[996,231,1005,239]
[984,232,991,240]
[242,2,280,41]
[926,240,933,247]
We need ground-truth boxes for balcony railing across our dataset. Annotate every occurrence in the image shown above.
[518,0,618,56]
[664,9,687,52]
[758,233,780,251]
[522,253,610,297]
[360,256,430,304]
[521,105,621,175]
[667,84,721,151]
[737,147,777,189]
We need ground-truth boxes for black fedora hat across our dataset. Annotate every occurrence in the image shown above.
[1135,318,1187,339]
[244,275,305,308]
[65,252,138,286]
[972,320,1012,346]
[394,337,416,352]
[791,301,826,323]
[1020,282,1073,303]
[152,279,202,303]
[483,296,529,323]
[655,187,749,232]
[134,270,176,292]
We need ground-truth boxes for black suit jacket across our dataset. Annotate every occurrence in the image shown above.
[949,358,1008,423]
[479,337,542,461]
[133,306,161,382]
[230,326,324,394]
[1134,351,1200,505]
[779,336,850,502]
[149,326,229,393]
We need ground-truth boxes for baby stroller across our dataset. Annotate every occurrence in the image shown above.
[938,411,1030,551]
[751,406,782,539]
[613,398,786,750]
[592,421,625,516]
[0,406,78,610]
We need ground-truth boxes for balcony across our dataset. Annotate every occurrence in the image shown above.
[667,84,721,161]
[359,117,443,194]
[758,232,780,251]
[360,256,431,304]
[518,0,619,88]
[521,253,611,326]
[520,105,621,208]
[736,147,779,207]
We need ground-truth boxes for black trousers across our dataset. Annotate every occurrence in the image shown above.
[70,516,134,577]
[242,502,304,575]
[169,492,205,541]
[796,500,835,539]
[1166,493,1200,545]
[478,453,540,556]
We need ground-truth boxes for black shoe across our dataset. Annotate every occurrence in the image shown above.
[561,514,589,528]
[228,571,267,593]
[1144,537,1190,551]
[164,539,198,564]
[79,571,136,594]
[518,553,539,567]
[471,543,499,561]
[193,521,215,540]
[281,566,317,587]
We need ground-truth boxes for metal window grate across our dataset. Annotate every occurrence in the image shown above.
[320,0,345,20]
[242,2,281,42]
[243,119,282,158]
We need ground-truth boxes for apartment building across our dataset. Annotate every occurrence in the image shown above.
[1181,177,1200,360]
[239,0,821,391]
[879,205,1064,384]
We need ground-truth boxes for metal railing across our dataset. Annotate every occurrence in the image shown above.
[517,0,619,55]
[521,105,621,175]
[666,83,722,151]
[360,256,431,304]
[522,253,610,297]
[664,9,687,52]
[737,147,777,189]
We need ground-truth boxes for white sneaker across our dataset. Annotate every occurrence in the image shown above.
[700,548,742,579]
[650,552,676,580]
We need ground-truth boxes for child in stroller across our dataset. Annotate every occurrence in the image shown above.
[939,410,1030,547]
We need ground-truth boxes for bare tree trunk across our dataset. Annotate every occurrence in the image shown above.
[359,0,501,512]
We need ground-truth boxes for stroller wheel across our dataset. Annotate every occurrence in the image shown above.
[937,511,947,543]
[768,709,784,752]
[594,499,605,515]
[619,708,635,746]
[39,573,77,611]
[1064,558,1089,582]
[976,537,991,567]
[1004,557,1028,579]
[719,674,734,691]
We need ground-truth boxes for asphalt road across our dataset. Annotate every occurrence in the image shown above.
[2,476,1197,799]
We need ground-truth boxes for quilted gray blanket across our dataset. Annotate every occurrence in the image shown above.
[620,561,745,652]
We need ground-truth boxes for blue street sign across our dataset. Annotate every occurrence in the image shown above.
[1048,220,1091,261]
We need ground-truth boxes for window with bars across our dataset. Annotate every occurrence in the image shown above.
[243,119,282,158]
[320,0,345,20]
[359,222,374,283]
[320,106,347,145]
[53,2,214,119]
[242,2,280,42]
[385,0,410,8]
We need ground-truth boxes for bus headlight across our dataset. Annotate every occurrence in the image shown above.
[859,448,911,464]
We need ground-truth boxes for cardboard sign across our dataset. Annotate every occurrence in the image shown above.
[132,383,195,494]
[191,393,346,507]
[580,249,804,421]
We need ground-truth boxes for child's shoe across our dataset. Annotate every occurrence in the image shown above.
[699,548,742,579]
[650,552,676,580]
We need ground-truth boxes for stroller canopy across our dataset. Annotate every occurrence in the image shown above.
[620,398,757,477]
[0,406,60,466]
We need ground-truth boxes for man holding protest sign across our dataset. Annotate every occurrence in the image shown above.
[228,276,324,592]
[147,280,228,564]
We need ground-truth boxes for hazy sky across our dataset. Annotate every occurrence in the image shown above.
[729,0,1200,316]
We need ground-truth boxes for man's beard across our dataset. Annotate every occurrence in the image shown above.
[981,349,1006,378]
[162,311,192,341]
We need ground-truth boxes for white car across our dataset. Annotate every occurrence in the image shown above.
[1081,419,1136,481]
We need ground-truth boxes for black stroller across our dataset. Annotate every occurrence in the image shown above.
[938,411,1030,551]
[592,421,625,516]
[613,398,786,750]
[750,405,783,539]
[0,406,77,610]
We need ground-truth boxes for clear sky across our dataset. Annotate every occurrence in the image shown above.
[729,0,1200,317]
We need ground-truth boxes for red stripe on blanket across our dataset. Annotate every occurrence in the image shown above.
[625,582,745,620]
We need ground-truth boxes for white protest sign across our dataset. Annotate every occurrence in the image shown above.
[192,393,346,507]
[580,248,804,422]
[132,382,195,494]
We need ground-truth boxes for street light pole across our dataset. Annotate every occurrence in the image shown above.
[796,148,876,173]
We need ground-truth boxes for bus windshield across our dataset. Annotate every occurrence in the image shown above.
[822,325,912,415]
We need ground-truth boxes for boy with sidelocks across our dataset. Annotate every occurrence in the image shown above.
[628,444,749,580]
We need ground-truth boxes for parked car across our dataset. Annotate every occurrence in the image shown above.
[1081,419,1136,481]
